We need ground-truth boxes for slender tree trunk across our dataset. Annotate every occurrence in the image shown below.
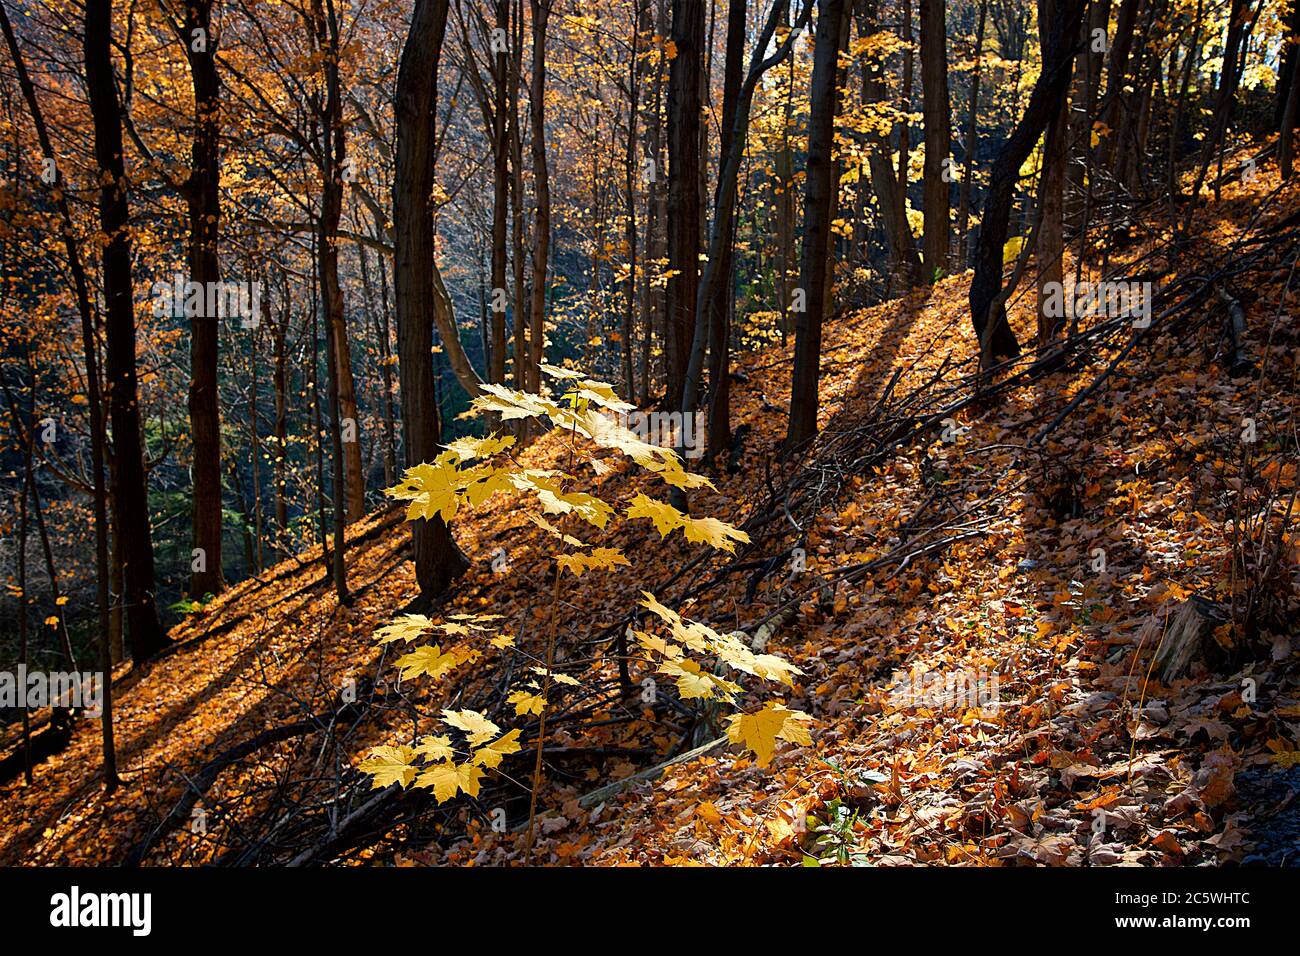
[956,0,988,267]
[1179,0,1252,234]
[1096,0,1141,176]
[622,0,644,400]
[919,0,951,278]
[895,0,914,240]
[643,0,669,400]
[109,502,124,663]
[703,0,747,459]
[509,0,528,392]
[489,0,510,384]
[860,0,922,287]
[1069,0,1111,226]
[775,54,795,341]
[394,0,469,604]
[310,242,332,572]
[1280,12,1300,179]
[272,287,290,547]
[1277,0,1300,131]
[85,0,166,664]
[786,0,849,450]
[179,0,226,598]
[1166,0,1202,200]
[969,0,1086,369]
[312,0,365,525]
[356,223,396,488]
[528,0,551,394]
[250,295,265,572]
[665,0,705,411]
[1,3,115,787]
[18,440,31,783]
[320,241,349,602]
[373,225,398,483]
[685,0,808,453]
[1035,0,1069,353]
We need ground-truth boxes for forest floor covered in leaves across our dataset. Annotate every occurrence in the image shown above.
[3,148,1300,867]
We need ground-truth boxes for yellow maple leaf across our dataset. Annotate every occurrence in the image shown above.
[358,745,417,789]
[508,689,546,715]
[374,614,435,644]
[414,734,454,763]
[456,762,486,797]
[470,382,559,421]
[445,432,515,461]
[681,515,751,553]
[442,708,500,745]
[472,729,523,769]
[626,493,686,536]
[539,362,583,380]
[635,629,684,661]
[651,459,716,491]
[463,465,516,508]
[726,703,814,767]
[557,547,631,578]
[658,658,723,700]
[395,644,475,681]
[530,666,582,687]
[414,762,460,801]
[389,460,459,522]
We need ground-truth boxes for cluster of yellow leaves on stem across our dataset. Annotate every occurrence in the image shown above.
[358,367,812,801]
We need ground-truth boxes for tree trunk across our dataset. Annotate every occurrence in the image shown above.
[969,0,1086,369]
[895,0,914,244]
[919,0,951,279]
[1277,0,1300,131]
[85,0,166,663]
[785,0,849,450]
[1179,0,1253,234]
[528,0,550,394]
[1165,0,1202,200]
[394,0,470,604]
[489,0,510,385]
[272,281,290,547]
[509,0,528,393]
[665,0,705,411]
[775,53,795,342]
[622,0,644,400]
[312,0,365,525]
[1280,10,1300,179]
[860,0,923,288]
[357,218,396,488]
[703,0,747,459]
[686,0,809,451]
[1069,0,1111,226]
[956,0,987,268]
[1096,0,1141,176]
[249,293,265,572]
[181,0,225,598]
[1035,0,1069,353]
[310,263,332,573]
[320,232,350,602]
[374,225,398,484]
[1,0,118,786]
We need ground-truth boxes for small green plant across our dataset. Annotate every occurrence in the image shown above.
[804,798,869,866]
[169,593,213,616]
